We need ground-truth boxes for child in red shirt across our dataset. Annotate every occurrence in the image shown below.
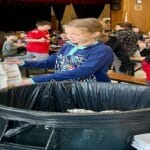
[18,20,51,60]
[142,55,150,84]
[26,20,51,59]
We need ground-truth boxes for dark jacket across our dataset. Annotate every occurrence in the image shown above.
[105,36,132,73]
[140,47,150,56]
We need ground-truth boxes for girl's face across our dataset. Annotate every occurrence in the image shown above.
[64,27,98,46]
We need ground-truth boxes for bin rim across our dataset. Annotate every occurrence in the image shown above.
[0,104,150,128]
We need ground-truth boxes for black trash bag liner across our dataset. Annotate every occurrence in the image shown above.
[0,82,150,150]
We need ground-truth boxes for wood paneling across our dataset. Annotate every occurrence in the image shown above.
[111,0,150,33]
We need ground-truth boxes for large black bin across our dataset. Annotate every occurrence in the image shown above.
[0,82,150,150]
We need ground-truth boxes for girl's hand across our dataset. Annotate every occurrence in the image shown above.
[15,78,34,87]
[20,78,34,86]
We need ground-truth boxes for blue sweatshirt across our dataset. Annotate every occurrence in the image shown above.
[23,42,114,83]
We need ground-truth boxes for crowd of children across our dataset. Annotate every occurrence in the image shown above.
[1,17,150,86]
[7,18,114,85]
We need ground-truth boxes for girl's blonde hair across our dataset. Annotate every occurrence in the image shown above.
[63,18,103,33]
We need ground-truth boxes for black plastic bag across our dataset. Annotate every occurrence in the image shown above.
[0,82,150,150]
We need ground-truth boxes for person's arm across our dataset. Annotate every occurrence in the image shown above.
[22,53,57,69]
[7,52,57,69]
[25,30,49,43]
[31,46,113,83]
[25,37,47,43]
[9,53,57,86]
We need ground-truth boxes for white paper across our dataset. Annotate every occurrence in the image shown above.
[132,133,150,150]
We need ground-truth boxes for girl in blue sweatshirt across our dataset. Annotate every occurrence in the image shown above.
[11,18,114,85]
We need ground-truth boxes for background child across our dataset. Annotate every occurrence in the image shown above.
[19,20,51,60]
[2,33,25,57]
[142,55,150,84]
